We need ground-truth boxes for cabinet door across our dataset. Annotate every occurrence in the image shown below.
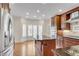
[61,14,66,30]
[0,4,2,8]
[2,3,10,12]
[35,41,42,56]
[63,37,69,48]
[56,35,63,48]
[42,40,55,56]
[43,45,53,56]
[55,15,61,30]
[64,37,79,48]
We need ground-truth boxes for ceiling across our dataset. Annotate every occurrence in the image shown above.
[10,3,79,20]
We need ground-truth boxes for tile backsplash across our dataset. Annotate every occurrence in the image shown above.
[71,21,79,32]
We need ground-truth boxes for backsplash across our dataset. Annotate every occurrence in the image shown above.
[71,21,79,32]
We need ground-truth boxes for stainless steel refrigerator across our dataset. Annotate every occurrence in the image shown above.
[0,8,14,56]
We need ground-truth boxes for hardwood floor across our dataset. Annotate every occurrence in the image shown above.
[13,40,55,56]
[13,40,35,56]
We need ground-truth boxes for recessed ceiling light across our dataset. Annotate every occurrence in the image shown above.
[36,10,40,13]
[59,9,62,12]
[26,12,29,15]
[42,14,45,17]
[33,15,37,18]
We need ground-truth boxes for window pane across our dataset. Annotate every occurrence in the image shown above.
[28,25,32,36]
[38,25,42,39]
[33,25,37,39]
[22,24,26,37]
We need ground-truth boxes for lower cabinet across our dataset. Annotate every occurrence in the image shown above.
[63,37,79,48]
[35,40,43,56]
[56,35,64,48]
[35,39,56,56]
[42,40,55,56]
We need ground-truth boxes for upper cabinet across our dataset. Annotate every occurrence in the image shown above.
[61,7,79,30]
[61,14,66,30]
[51,7,79,31]
[62,13,71,30]
[51,15,61,30]
[0,3,10,13]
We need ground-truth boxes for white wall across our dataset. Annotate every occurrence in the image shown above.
[42,19,51,37]
[13,16,22,42]
[25,19,42,39]
[13,16,51,42]
[25,19,51,37]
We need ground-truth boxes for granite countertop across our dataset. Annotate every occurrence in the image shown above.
[52,45,79,56]
[42,35,52,39]
[36,35,55,40]
[52,48,70,56]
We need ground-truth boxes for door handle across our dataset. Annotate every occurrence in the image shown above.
[4,35,8,38]
[4,32,8,38]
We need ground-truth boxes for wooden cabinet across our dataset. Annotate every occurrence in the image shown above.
[61,14,71,30]
[63,37,79,48]
[51,15,61,30]
[0,4,2,8]
[51,15,62,49]
[42,40,55,56]
[61,14,66,30]
[61,7,79,30]
[51,7,79,30]
[2,3,9,9]
[35,40,42,56]
[55,15,61,30]
[56,35,64,48]
[35,40,56,56]
[0,3,10,13]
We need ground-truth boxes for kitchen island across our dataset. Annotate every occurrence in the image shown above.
[35,35,56,56]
